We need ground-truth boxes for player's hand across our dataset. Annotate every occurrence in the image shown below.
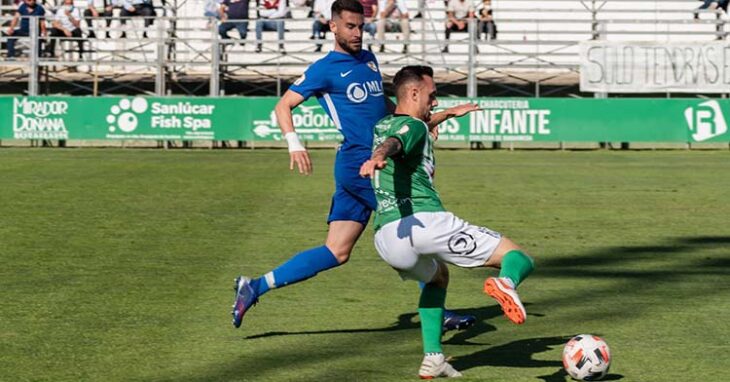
[447,103,480,118]
[6,27,14,36]
[359,159,387,178]
[289,150,312,175]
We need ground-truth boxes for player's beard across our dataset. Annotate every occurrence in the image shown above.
[336,35,361,55]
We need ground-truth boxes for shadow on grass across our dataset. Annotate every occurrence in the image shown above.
[453,335,567,370]
[452,335,625,381]
[537,369,623,382]
[245,304,507,341]
[540,236,730,271]
[176,236,726,381]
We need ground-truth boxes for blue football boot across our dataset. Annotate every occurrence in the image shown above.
[442,310,476,332]
[231,276,258,328]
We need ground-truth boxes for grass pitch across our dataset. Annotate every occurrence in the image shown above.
[1,148,729,381]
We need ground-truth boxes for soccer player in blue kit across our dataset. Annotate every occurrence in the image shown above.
[231,0,480,330]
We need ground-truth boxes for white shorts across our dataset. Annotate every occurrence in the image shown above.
[378,0,409,16]
[373,211,502,283]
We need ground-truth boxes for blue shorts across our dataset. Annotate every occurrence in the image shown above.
[327,151,377,226]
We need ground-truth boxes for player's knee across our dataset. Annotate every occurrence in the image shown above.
[486,236,526,268]
[428,263,449,288]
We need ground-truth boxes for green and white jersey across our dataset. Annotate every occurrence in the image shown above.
[372,114,445,231]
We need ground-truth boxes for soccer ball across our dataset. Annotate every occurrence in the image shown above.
[562,334,611,381]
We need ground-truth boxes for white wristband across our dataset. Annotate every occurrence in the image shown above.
[284,132,306,152]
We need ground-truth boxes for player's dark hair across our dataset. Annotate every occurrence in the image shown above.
[393,66,434,97]
[331,0,364,18]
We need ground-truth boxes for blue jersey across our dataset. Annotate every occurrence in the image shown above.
[288,49,388,225]
[289,49,388,160]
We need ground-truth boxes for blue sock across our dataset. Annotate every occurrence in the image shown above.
[249,245,340,297]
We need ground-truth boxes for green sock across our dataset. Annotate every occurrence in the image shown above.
[499,250,534,287]
[418,284,446,354]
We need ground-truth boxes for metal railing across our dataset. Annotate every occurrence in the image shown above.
[1,1,727,97]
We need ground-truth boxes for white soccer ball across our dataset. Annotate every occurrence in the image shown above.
[562,334,611,381]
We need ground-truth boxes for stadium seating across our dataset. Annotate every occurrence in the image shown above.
[0,0,726,93]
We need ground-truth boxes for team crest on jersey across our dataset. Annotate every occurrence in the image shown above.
[367,61,378,72]
[294,74,306,86]
[397,125,409,135]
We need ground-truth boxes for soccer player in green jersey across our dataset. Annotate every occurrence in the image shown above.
[360,66,535,379]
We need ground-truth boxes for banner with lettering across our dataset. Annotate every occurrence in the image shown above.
[579,41,730,93]
[2,96,730,143]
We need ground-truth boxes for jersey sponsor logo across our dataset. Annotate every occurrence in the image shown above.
[346,80,384,103]
[340,70,353,77]
[448,231,477,255]
[367,61,378,72]
[684,100,728,142]
[375,192,412,213]
[397,125,409,135]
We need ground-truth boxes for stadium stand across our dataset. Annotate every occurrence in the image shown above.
[0,0,727,97]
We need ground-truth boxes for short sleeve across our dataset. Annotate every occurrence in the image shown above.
[288,60,330,100]
[386,120,427,158]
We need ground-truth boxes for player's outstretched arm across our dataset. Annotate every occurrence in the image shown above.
[426,103,480,129]
[359,137,403,178]
[275,90,312,175]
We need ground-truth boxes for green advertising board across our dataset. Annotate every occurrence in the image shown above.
[1,96,729,143]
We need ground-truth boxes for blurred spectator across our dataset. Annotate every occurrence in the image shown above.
[219,0,249,42]
[119,0,156,38]
[477,0,495,40]
[412,0,423,18]
[45,0,84,59]
[205,0,223,19]
[255,0,287,53]
[442,0,474,53]
[359,0,376,40]
[4,0,47,59]
[83,0,116,39]
[695,0,729,19]
[376,0,409,53]
[311,0,333,52]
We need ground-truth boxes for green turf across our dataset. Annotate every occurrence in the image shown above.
[1,148,729,381]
